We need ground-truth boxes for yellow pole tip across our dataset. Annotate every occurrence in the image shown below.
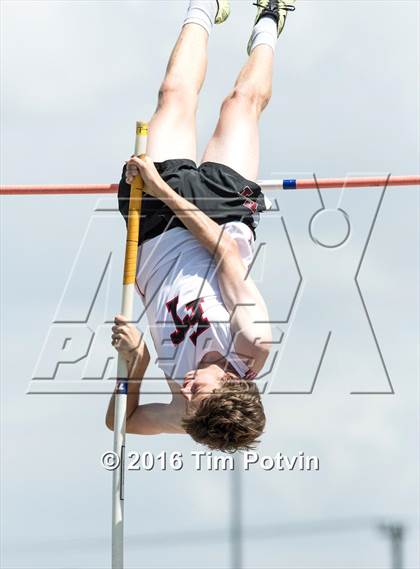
[136,121,148,135]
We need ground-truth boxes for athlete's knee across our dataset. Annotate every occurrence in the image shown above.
[222,84,271,113]
[157,76,197,113]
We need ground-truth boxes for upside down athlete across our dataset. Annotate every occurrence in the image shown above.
[106,0,295,452]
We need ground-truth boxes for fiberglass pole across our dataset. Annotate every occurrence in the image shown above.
[112,121,148,569]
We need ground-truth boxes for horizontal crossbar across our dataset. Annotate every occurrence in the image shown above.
[1,175,419,195]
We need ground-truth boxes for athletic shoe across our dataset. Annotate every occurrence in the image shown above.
[247,0,295,55]
[215,0,231,24]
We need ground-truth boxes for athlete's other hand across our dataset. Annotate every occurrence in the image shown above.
[125,155,164,197]
[112,314,143,364]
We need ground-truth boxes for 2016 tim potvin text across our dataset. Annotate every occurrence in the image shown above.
[101,450,320,471]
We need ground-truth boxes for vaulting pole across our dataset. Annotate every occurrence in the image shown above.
[1,175,419,195]
[112,121,148,569]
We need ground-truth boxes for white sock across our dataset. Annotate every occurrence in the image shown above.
[248,16,278,54]
[183,1,218,36]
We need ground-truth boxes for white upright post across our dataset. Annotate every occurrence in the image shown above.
[112,122,148,569]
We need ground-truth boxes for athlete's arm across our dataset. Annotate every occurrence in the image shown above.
[105,315,185,435]
[126,157,272,373]
[106,373,184,436]
[215,244,272,373]
[105,315,151,431]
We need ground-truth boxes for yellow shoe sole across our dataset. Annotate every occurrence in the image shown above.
[215,0,231,24]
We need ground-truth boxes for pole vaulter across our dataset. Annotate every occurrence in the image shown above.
[2,3,419,569]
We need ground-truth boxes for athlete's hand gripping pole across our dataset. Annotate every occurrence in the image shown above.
[112,121,148,569]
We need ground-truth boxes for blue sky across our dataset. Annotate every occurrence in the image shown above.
[1,1,419,568]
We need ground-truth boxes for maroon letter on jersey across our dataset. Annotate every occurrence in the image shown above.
[166,296,210,346]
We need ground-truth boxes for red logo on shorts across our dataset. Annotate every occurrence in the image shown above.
[240,186,257,214]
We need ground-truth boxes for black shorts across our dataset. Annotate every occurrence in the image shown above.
[118,159,267,245]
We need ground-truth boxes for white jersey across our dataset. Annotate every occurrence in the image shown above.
[135,222,255,383]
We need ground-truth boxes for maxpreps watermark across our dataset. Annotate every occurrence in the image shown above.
[101,450,320,472]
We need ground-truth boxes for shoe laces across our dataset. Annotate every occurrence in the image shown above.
[253,1,296,12]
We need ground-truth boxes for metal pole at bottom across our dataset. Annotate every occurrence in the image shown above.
[231,458,243,569]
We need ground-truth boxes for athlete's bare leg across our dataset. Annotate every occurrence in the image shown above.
[146,23,209,163]
[200,44,274,181]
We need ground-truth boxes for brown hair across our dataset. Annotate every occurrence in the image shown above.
[181,375,266,453]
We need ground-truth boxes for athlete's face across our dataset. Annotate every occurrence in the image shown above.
[180,368,223,405]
